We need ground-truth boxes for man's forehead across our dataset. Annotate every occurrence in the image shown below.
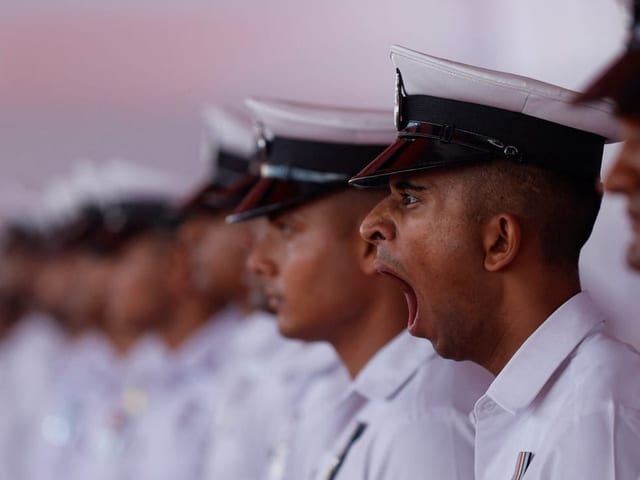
[266,202,310,225]
[269,194,356,231]
[389,171,444,190]
[124,232,172,254]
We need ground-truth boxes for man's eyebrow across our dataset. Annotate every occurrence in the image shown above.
[266,211,285,222]
[267,210,299,223]
[393,180,427,192]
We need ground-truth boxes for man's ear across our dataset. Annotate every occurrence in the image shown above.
[482,213,521,272]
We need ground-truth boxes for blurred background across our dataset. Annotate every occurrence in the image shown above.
[0,0,637,345]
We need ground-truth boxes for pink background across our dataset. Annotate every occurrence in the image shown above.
[0,0,637,346]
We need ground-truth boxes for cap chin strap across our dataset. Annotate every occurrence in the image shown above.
[399,120,522,161]
[260,164,350,184]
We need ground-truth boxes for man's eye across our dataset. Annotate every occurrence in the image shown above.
[275,221,295,237]
[401,193,419,206]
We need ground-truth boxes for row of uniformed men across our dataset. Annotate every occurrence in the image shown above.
[218,43,640,479]
[0,112,345,480]
[2,32,640,480]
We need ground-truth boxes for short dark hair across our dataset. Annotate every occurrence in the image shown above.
[461,160,601,268]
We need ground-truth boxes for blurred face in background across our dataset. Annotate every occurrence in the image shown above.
[0,293,25,339]
[0,247,32,338]
[604,118,640,270]
[106,232,178,335]
[32,251,89,332]
[0,248,38,308]
[181,212,252,310]
[66,253,115,330]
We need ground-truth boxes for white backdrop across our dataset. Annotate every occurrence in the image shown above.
[0,0,637,345]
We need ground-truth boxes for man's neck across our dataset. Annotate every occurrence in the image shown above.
[330,289,408,379]
[480,270,581,376]
[105,330,140,356]
[161,297,220,351]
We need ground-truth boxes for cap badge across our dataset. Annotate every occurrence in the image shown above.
[394,68,407,131]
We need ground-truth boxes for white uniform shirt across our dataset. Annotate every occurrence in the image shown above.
[68,335,166,480]
[473,292,640,480]
[25,332,118,480]
[311,331,492,480]
[24,332,166,480]
[0,314,64,480]
[204,325,347,480]
[263,341,348,480]
[203,310,291,480]
[121,305,245,480]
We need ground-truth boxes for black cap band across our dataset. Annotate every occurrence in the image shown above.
[212,150,252,188]
[226,135,391,222]
[262,137,389,181]
[398,94,605,179]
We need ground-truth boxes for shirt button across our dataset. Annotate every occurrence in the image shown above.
[480,399,496,415]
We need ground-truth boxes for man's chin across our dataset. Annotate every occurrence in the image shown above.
[417,325,444,355]
[429,337,455,360]
[277,317,310,340]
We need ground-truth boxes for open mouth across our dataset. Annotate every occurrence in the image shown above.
[374,261,419,335]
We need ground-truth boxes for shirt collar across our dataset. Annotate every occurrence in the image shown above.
[486,291,604,414]
[59,332,121,383]
[169,304,244,372]
[351,330,436,401]
[229,310,283,358]
[125,335,166,371]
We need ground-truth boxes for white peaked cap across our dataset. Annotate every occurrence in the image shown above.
[34,159,189,226]
[0,184,40,228]
[200,106,256,165]
[225,98,396,224]
[245,97,397,146]
[91,159,190,203]
[350,46,621,188]
[391,45,620,141]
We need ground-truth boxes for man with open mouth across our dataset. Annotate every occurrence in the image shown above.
[352,45,640,479]
[228,98,490,480]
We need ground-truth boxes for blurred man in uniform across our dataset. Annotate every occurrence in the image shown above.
[103,200,185,354]
[228,98,490,480]
[100,108,282,480]
[99,197,206,480]
[0,221,64,480]
[576,0,640,271]
[176,107,343,480]
[353,45,640,479]
[0,223,43,336]
[24,200,122,480]
[25,161,186,480]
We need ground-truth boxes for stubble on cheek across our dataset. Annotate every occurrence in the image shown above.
[376,247,406,276]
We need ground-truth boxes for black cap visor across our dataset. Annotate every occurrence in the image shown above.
[351,93,605,188]
[349,134,497,188]
[226,177,344,223]
[180,174,259,215]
